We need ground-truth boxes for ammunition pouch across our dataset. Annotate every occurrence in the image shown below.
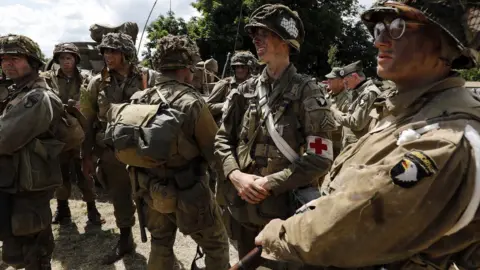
[150,180,177,214]
[131,168,178,215]
[176,178,214,235]
[171,159,214,234]
[17,139,63,192]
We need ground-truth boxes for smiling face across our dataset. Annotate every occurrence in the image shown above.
[374,16,444,85]
[251,27,288,64]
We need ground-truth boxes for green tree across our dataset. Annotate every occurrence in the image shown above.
[459,68,480,81]
[189,0,377,77]
[145,1,377,77]
[327,45,341,68]
[143,11,192,67]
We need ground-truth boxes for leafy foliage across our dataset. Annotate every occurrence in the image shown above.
[146,0,378,78]
[459,68,480,81]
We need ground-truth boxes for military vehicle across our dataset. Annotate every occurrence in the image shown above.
[43,22,139,74]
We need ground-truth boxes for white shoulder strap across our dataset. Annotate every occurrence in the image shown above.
[257,83,299,163]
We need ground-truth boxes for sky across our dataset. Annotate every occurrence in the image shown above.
[0,0,374,58]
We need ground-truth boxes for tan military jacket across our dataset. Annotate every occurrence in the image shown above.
[206,76,240,122]
[41,68,86,103]
[258,76,480,270]
[328,90,352,157]
[330,90,351,113]
[215,64,336,225]
[332,79,390,148]
[80,66,160,156]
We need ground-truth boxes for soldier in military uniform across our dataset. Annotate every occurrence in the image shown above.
[331,60,392,148]
[121,34,230,270]
[0,34,66,270]
[255,1,480,269]
[80,33,160,264]
[42,43,104,226]
[325,67,350,157]
[207,51,257,124]
[215,4,335,268]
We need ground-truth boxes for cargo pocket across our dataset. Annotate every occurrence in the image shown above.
[11,192,52,236]
[17,139,63,192]
[176,180,214,235]
[150,180,177,214]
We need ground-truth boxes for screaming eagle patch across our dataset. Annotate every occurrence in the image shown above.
[390,151,438,188]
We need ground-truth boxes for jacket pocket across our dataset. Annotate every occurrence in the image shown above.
[176,180,215,235]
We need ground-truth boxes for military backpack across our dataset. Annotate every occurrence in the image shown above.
[104,87,188,168]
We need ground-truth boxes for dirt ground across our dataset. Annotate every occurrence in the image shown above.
[0,185,239,270]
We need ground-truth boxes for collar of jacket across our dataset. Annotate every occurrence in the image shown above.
[54,67,82,80]
[385,74,465,116]
[259,63,297,89]
[100,64,141,83]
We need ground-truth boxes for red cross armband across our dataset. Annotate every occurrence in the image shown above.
[306,136,333,161]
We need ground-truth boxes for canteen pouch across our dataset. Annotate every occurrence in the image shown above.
[174,165,214,235]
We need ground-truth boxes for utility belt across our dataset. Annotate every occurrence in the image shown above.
[132,156,215,234]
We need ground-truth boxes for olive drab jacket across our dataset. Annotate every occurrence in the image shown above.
[328,90,352,157]
[41,68,89,103]
[128,76,223,234]
[258,75,480,270]
[206,76,241,123]
[215,64,336,226]
[0,75,63,154]
[332,79,394,148]
[329,90,351,113]
[80,66,160,156]
[0,75,65,194]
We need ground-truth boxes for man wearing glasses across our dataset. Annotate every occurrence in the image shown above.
[255,1,480,269]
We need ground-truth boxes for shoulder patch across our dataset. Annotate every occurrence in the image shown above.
[390,150,438,188]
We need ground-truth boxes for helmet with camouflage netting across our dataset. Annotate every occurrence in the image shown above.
[0,34,44,66]
[245,4,305,52]
[53,42,81,64]
[154,34,201,71]
[97,32,137,64]
[361,0,480,69]
[231,51,258,67]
